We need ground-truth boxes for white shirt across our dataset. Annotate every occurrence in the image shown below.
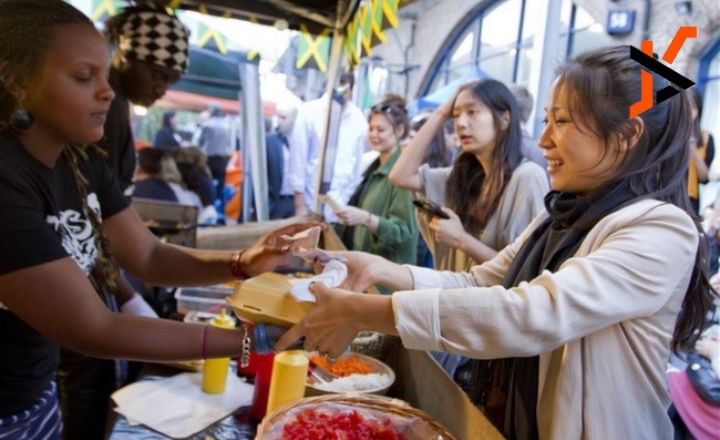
[287,96,368,221]
[393,199,697,439]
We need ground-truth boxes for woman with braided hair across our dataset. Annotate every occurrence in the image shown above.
[0,2,315,438]
[52,6,193,437]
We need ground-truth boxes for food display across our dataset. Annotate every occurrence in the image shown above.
[310,354,374,377]
[306,353,395,395]
[313,373,392,393]
[258,396,455,440]
[280,408,401,440]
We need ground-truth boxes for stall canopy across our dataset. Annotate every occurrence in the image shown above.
[173,46,244,100]
[164,46,276,115]
[156,90,276,116]
[167,0,361,34]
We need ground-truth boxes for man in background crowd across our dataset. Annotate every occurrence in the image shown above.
[509,83,546,169]
[198,103,233,202]
[266,102,298,219]
[288,72,368,221]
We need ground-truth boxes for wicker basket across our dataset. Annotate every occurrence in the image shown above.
[256,394,456,439]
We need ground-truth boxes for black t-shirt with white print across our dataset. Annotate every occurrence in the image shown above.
[0,133,128,417]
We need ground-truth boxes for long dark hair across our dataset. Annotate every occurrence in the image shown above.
[556,45,716,352]
[0,0,118,293]
[445,79,524,234]
[411,112,452,168]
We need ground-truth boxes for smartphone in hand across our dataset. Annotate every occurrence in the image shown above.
[412,198,450,219]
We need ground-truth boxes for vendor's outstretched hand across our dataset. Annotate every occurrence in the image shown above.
[275,282,360,358]
[241,222,326,277]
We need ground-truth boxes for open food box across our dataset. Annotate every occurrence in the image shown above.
[197,216,503,439]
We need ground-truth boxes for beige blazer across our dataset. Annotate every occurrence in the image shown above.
[392,199,698,439]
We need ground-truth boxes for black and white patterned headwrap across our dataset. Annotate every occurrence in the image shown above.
[117,11,190,73]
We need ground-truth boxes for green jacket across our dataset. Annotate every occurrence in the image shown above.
[337,149,417,267]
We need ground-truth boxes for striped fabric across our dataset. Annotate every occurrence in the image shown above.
[0,382,62,440]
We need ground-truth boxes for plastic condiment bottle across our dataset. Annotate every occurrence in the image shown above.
[249,323,275,421]
[265,350,308,415]
[201,309,235,394]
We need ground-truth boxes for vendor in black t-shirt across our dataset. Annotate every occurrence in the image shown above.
[0,3,317,438]
[56,6,194,438]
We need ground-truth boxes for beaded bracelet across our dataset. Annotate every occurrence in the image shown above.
[229,249,248,279]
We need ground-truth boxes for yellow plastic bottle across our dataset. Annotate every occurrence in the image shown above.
[201,309,235,394]
[265,350,309,414]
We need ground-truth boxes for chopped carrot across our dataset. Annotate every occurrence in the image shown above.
[310,354,373,377]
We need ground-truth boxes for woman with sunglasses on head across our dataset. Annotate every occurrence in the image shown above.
[279,46,718,439]
[332,95,418,273]
[389,80,549,274]
[0,2,316,438]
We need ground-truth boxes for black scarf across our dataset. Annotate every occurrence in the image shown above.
[497,181,641,439]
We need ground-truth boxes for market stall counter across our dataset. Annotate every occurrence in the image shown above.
[108,218,502,439]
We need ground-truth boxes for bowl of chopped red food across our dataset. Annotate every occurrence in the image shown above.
[306,352,395,396]
[257,394,456,440]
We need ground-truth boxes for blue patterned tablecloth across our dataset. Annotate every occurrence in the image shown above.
[108,368,257,440]
[109,405,256,440]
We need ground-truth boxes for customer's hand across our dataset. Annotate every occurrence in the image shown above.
[241,222,326,276]
[275,283,362,357]
[312,250,389,292]
[429,207,467,249]
[334,206,370,227]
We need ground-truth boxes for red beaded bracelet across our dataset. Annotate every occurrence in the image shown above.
[229,249,248,280]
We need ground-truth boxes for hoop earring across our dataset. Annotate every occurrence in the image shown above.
[9,105,34,132]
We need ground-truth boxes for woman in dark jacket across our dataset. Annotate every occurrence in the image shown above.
[154,110,181,150]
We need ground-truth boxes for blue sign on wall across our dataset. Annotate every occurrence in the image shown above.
[607,9,636,35]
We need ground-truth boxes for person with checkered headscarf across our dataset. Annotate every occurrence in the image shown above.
[56,6,190,440]
[101,4,190,192]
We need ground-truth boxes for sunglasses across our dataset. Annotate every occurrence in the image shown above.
[371,103,407,115]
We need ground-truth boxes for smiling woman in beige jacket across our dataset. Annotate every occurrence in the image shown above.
[277,46,717,440]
